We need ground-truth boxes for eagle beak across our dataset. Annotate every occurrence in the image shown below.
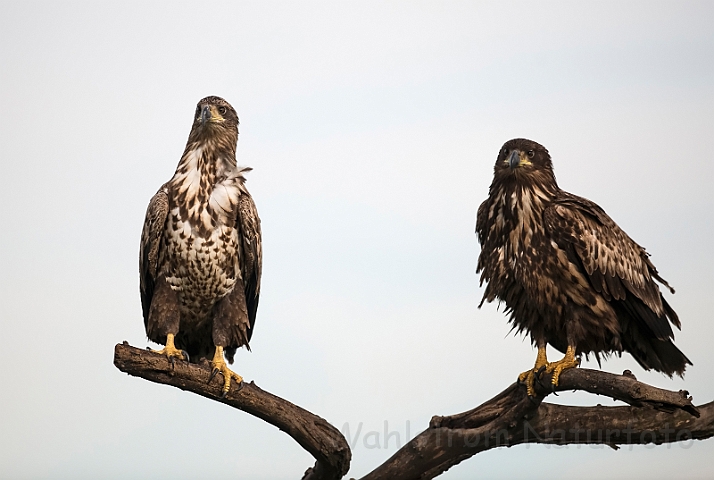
[200,105,212,125]
[509,150,521,169]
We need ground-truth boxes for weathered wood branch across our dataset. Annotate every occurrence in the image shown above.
[113,343,351,480]
[114,343,713,480]
[361,368,712,480]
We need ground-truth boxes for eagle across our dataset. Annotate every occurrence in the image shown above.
[476,138,691,396]
[139,96,262,396]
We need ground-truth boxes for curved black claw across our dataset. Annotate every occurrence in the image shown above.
[534,365,548,390]
[181,350,190,363]
[220,379,244,398]
[208,368,219,384]
[169,356,176,370]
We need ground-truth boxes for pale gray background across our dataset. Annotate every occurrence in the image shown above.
[1,1,713,479]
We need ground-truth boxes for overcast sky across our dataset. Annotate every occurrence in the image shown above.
[1,1,713,479]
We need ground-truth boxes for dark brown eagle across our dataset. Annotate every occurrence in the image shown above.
[476,138,691,396]
[139,96,262,395]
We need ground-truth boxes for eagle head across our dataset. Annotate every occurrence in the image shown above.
[494,138,552,177]
[190,96,239,140]
[492,138,557,189]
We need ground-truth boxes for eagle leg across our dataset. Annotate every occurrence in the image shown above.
[518,345,549,397]
[209,346,244,397]
[544,345,580,387]
[150,333,189,368]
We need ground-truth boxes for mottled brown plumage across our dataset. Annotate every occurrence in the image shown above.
[139,96,261,390]
[476,138,690,386]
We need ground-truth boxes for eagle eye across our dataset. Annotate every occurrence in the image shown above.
[527,150,535,158]
[218,106,227,115]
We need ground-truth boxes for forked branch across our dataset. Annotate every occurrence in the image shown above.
[114,343,713,480]
[362,368,712,480]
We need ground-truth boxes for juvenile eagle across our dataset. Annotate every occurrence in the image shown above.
[140,96,261,395]
[476,138,691,396]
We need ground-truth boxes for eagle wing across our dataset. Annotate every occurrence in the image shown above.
[544,192,680,339]
[139,184,169,327]
[237,191,262,341]
[475,199,489,244]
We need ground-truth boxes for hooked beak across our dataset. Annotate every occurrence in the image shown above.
[200,105,212,125]
[508,150,521,169]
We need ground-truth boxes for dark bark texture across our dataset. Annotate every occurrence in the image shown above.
[114,343,713,480]
[113,343,351,480]
[363,368,710,480]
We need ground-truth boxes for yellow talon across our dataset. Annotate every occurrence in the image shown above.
[545,345,580,386]
[151,333,188,363]
[518,345,549,397]
[210,346,244,396]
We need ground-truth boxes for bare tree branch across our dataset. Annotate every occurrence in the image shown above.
[361,369,712,480]
[114,343,713,480]
[113,343,351,480]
